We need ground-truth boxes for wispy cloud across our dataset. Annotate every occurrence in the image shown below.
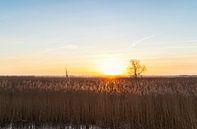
[42,44,79,53]
[130,34,156,47]
[158,45,197,49]
[183,40,197,43]
[65,44,79,49]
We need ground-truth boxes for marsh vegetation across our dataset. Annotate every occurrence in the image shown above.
[0,76,196,129]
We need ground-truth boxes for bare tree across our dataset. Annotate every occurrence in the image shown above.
[128,59,146,78]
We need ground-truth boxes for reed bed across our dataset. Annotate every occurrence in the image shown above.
[0,76,196,129]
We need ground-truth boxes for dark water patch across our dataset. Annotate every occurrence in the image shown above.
[0,123,103,129]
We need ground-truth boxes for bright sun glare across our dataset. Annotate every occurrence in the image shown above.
[99,57,125,76]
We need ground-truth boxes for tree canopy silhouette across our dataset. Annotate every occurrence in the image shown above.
[128,59,146,78]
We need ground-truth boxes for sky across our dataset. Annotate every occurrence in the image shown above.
[0,0,197,76]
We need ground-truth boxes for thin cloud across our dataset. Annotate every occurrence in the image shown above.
[160,45,197,49]
[42,44,79,53]
[65,44,78,49]
[183,40,197,43]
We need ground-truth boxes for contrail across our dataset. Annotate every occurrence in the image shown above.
[130,34,156,47]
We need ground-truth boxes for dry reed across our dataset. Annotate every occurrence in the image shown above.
[0,76,196,129]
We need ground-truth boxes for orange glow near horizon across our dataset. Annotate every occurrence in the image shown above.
[98,57,126,76]
[0,55,197,76]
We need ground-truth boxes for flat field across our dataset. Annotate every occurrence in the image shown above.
[0,76,196,129]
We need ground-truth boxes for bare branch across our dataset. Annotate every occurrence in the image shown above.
[128,59,146,78]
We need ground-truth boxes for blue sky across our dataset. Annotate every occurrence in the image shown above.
[0,0,197,75]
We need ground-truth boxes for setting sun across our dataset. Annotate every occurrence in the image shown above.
[99,57,125,75]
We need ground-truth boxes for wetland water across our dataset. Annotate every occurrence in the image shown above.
[1,124,103,129]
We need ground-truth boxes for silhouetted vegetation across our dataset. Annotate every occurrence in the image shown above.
[0,76,197,129]
[128,59,146,78]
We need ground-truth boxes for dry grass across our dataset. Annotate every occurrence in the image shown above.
[0,76,197,129]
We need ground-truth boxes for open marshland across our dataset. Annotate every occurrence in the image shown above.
[0,76,196,129]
